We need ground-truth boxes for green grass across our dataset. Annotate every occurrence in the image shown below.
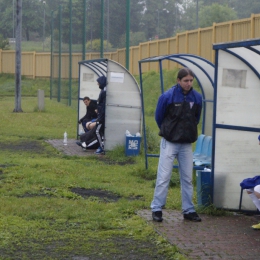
[9,41,49,52]
[0,95,186,259]
[0,70,226,259]
[9,40,90,53]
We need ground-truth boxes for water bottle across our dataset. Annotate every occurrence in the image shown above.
[125,130,131,136]
[63,131,67,145]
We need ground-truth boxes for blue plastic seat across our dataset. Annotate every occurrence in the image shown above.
[173,134,208,170]
[194,137,212,166]
[193,135,211,162]
[193,134,205,157]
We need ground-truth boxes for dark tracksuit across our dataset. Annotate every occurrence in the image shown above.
[95,76,107,150]
[79,100,98,132]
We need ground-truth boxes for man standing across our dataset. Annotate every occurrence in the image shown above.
[151,68,203,222]
[94,75,107,155]
[78,97,98,132]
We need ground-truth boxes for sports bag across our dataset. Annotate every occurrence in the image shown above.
[80,125,99,149]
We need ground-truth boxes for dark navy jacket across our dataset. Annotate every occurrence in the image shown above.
[79,100,98,122]
[96,76,107,123]
[155,84,202,143]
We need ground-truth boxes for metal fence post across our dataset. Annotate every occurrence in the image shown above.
[82,0,86,60]
[100,0,104,58]
[69,0,72,106]
[14,0,23,112]
[126,0,130,70]
[58,4,62,102]
[50,10,54,100]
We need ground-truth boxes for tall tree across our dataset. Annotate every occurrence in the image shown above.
[141,0,182,40]
[229,0,260,19]
[0,0,51,41]
[75,0,144,49]
[22,0,43,41]
[178,0,197,31]
[199,3,237,28]
[0,0,15,38]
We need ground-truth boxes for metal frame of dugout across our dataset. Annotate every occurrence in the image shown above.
[77,58,142,151]
[138,54,215,170]
[212,39,260,211]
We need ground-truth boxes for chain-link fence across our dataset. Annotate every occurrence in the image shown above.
[50,0,131,108]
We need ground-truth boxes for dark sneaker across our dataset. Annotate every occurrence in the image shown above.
[183,212,201,222]
[95,147,105,155]
[76,141,82,147]
[152,211,163,222]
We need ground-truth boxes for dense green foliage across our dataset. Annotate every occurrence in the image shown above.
[199,3,238,28]
[86,39,113,52]
[0,34,10,50]
[0,0,259,50]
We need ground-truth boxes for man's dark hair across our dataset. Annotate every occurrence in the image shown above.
[177,68,195,80]
[83,96,90,101]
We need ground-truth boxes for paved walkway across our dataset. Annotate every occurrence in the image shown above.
[47,139,260,260]
[137,210,260,260]
[46,139,96,156]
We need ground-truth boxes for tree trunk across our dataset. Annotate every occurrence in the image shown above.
[26,28,30,41]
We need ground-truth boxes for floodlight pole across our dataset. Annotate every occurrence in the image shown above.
[126,0,130,70]
[196,0,199,28]
[42,1,46,51]
[82,0,86,60]
[14,0,23,112]
[100,0,104,58]
[13,0,15,39]
[107,0,109,51]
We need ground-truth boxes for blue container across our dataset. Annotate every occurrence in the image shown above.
[125,136,141,156]
[196,170,213,206]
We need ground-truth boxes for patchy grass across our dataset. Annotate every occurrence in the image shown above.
[0,70,227,259]
[0,96,187,259]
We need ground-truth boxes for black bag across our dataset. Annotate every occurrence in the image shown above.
[80,126,99,149]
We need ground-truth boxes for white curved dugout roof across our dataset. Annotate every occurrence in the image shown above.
[139,54,214,169]
[212,39,260,211]
[78,59,142,150]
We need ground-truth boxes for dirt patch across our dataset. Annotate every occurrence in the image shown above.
[17,192,51,198]
[71,188,121,202]
[0,164,18,168]
[97,156,135,166]
[0,140,45,153]
[0,236,169,259]
[71,188,143,202]
[17,188,143,202]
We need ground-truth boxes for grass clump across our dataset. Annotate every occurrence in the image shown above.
[196,204,232,216]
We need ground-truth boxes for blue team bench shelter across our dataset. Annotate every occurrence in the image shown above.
[138,54,215,170]
[77,59,142,151]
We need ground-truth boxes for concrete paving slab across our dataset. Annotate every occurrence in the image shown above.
[137,209,260,260]
[45,139,97,156]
